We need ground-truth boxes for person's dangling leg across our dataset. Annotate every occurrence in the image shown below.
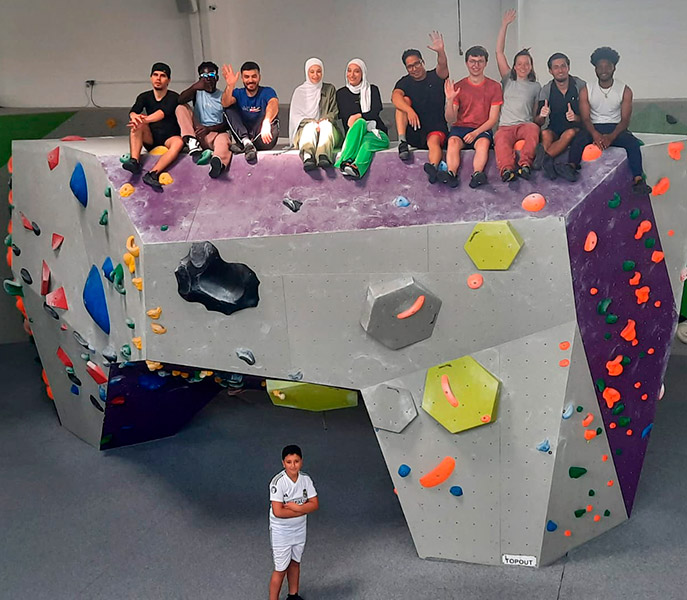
[352,130,390,178]
[298,121,319,170]
[336,118,367,169]
[208,131,232,178]
[175,104,202,159]
[315,119,337,167]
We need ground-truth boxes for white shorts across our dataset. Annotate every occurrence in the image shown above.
[272,542,305,572]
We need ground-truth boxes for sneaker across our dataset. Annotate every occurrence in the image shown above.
[209,156,225,179]
[185,136,201,153]
[423,162,438,184]
[445,171,460,188]
[342,164,360,179]
[286,594,305,600]
[282,198,303,212]
[229,142,244,154]
[542,154,558,180]
[632,179,652,195]
[122,157,141,174]
[302,155,317,172]
[244,142,258,164]
[318,154,333,169]
[142,170,163,192]
[339,160,352,173]
[501,168,516,183]
[554,162,579,182]
[517,165,532,180]
[398,141,411,161]
[532,144,546,170]
[469,170,487,189]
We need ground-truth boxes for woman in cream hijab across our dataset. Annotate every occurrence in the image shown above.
[335,58,389,179]
[289,58,343,171]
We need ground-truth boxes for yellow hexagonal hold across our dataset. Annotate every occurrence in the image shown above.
[266,380,358,412]
[422,356,500,433]
[464,220,524,270]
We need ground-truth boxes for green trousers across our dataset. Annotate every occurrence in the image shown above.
[335,118,390,177]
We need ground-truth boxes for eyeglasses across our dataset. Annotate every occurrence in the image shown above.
[406,60,424,71]
[467,58,486,66]
[200,72,217,79]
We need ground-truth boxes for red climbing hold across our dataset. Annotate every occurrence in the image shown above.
[41,260,51,295]
[45,286,68,310]
[56,346,73,368]
[20,213,33,230]
[651,177,670,196]
[60,135,86,141]
[47,147,60,170]
[51,233,64,250]
[86,361,108,385]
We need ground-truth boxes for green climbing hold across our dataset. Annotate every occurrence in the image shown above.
[621,355,631,366]
[608,193,622,208]
[645,238,656,248]
[597,298,612,315]
[100,434,113,445]
[3,233,11,247]
[120,344,132,359]
[612,403,625,415]
[196,149,213,165]
[629,208,640,220]
[622,260,636,271]
[574,508,586,518]
[615,448,623,455]
[125,318,135,329]
[3,279,24,297]
[99,210,109,226]
[604,332,612,340]
[161,225,169,231]
[618,416,631,427]
[569,466,588,479]
[80,353,90,361]
[595,378,606,392]
[639,351,646,358]
[66,366,75,374]
[589,489,596,497]
[596,427,603,435]
[606,314,619,324]
[604,509,611,516]
[104,186,112,198]
[112,263,126,295]
[576,406,584,412]
[119,154,131,164]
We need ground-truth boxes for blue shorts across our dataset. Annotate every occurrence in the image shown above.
[449,126,493,148]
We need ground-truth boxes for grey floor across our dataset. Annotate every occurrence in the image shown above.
[1,341,686,600]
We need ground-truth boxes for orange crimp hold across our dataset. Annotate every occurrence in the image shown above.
[584,430,598,441]
[634,220,652,240]
[582,413,594,427]
[584,231,598,252]
[629,271,641,286]
[651,251,664,263]
[559,341,571,350]
[620,319,637,342]
[419,456,456,488]
[582,144,602,161]
[603,387,621,409]
[635,286,650,304]
[652,177,670,196]
[6,246,12,268]
[15,297,27,318]
[668,141,684,160]
[606,355,624,377]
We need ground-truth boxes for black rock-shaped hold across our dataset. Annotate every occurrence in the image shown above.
[11,244,21,256]
[666,114,678,125]
[175,241,260,316]
[20,268,33,285]
[43,302,59,319]
[31,222,41,236]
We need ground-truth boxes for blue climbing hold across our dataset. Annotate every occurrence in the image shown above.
[562,404,574,419]
[138,374,166,390]
[69,162,88,207]
[393,196,410,207]
[98,385,107,402]
[83,265,110,334]
[641,423,653,439]
[438,160,448,172]
[70,384,80,395]
[102,257,114,281]
[546,520,558,532]
[536,439,551,452]
[449,486,463,497]
[398,464,411,477]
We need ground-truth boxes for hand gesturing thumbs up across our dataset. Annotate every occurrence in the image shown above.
[539,99,550,118]
[566,102,576,122]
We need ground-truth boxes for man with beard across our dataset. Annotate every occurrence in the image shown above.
[222,61,280,163]
[176,61,232,179]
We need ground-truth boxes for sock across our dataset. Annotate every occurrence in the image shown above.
[241,137,251,147]
[399,134,407,143]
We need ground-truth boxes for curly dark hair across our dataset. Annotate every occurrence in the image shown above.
[590,47,620,66]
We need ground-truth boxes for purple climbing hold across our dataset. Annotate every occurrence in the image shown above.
[69,162,88,207]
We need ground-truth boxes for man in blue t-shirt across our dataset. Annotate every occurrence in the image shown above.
[222,61,280,163]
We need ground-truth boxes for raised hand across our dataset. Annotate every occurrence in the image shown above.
[502,9,516,25]
[444,79,459,103]
[427,30,445,54]
[565,103,576,122]
[222,63,240,87]
[539,99,550,118]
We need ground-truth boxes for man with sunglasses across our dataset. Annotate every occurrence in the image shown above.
[392,31,449,180]
[177,61,232,179]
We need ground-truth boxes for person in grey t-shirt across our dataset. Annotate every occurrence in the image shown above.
[493,9,541,182]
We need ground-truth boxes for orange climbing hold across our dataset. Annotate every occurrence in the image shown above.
[56,346,73,367]
[590,287,598,295]
[584,430,597,441]
[61,135,86,141]
[667,230,675,237]
[7,156,12,173]
[594,515,601,522]
[602,387,621,409]
[629,271,641,285]
[20,212,33,230]
[635,286,650,304]
[647,347,655,355]
[602,454,609,462]
[651,250,664,263]
[559,341,571,350]
[634,220,652,240]
[606,355,624,377]
[15,297,26,318]
[626,429,633,436]
[582,144,602,161]
[559,359,570,367]
[668,141,684,160]
[397,295,425,319]
[441,374,459,407]
[564,530,572,537]
[610,422,617,429]
[582,413,594,427]
[634,381,641,389]
[419,456,456,488]
[514,139,526,151]
[586,505,593,512]
[480,414,491,423]
[654,301,661,308]
[620,319,637,342]
[651,177,670,196]
[641,394,648,400]
[584,231,598,252]
[607,480,614,487]
[521,192,546,212]
[467,273,484,289]
[631,339,638,346]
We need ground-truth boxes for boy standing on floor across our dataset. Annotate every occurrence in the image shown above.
[269,445,319,600]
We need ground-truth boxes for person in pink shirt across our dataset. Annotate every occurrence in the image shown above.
[444,46,503,188]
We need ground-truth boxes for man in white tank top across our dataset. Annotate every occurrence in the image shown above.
[567,47,652,195]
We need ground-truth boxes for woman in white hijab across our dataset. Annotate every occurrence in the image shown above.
[289,58,342,171]
[335,58,389,179]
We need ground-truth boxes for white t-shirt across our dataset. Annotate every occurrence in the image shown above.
[269,470,318,546]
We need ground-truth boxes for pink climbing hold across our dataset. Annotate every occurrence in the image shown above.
[86,361,108,385]
[60,135,86,141]
[51,233,64,250]
[47,147,60,170]
[45,286,68,310]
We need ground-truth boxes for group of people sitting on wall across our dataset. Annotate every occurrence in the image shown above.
[122,9,651,195]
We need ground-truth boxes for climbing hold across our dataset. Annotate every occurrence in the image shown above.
[612,403,625,415]
[651,250,664,263]
[70,384,80,395]
[120,154,131,163]
[569,466,588,479]
[536,439,551,452]
[641,423,653,439]
[125,319,135,329]
[629,208,640,220]
[666,114,678,124]
[89,395,104,412]
[562,404,574,419]
[584,430,597,441]
[132,337,142,350]
[69,162,88,207]
[104,186,112,198]
[125,235,140,257]
[146,361,163,371]
[20,213,33,230]
[51,233,64,250]
[605,314,618,324]
[138,374,166,390]
[582,144,602,161]
[102,257,114,281]
[236,348,256,365]
[120,344,132,359]
[449,486,463,497]
[67,372,82,386]
[102,347,118,363]
[521,193,546,212]
[47,147,60,170]
[73,331,95,352]
[20,268,32,285]
[175,241,260,316]
[651,177,670,196]
[160,225,169,231]
[146,306,162,319]
[393,196,411,208]
[396,295,425,319]
[604,509,611,516]
[441,374,459,407]
[150,323,167,334]
[45,286,68,309]
[283,198,303,212]
[608,192,621,208]
[574,508,586,518]
[464,221,524,270]
[668,141,684,160]
[607,480,614,487]
[622,260,636,271]
[546,520,558,532]
[618,416,631,427]
[288,371,304,381]
[466,273,484,289]
[645,238,656,248]
[602,387,621,409]
[620,319,637,342]
[56,347,73,367]
[634,220,652,240]
[559,359,570,367]
[119,183,135,197]
[398,464,411,477]
[419,456,456,488]
[621,355,631,365]
[43,303,59,319]
[123,252,136,273]
[83,265,110,334]
[582,413,594,427]
[131,277,143,291]
[584,231,598,252]
[149,145,168,156]
[86,361,108,385]
[564,530,572,537]
[61,135,86,141]
[99,210,109,226]
[597,298,612,315]
[635,286,650,304]
[158,172,173,185]
[590,287,598,295]
[629,272,641,286]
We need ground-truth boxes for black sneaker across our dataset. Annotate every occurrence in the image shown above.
[142,170,163,192]
[542,154,558,180]
[229,142,244,154]
[339,160,352,173]
[286,594,305,600]
[532,144,546,170]
[122,158,141,174]
[517,165,532,180]
[469,170,487,189]
[446,171,460,188]
[398,141,411,161]
[342,164,360,179]
[318,154,333,169]
[244,142,258,164]
[190,148,204,164]
[632,179,652,195]
[554,162,579,182]
[209,156,225,179]
[501,168,516,183]
[302,155,317,172]
[423,162,438,184]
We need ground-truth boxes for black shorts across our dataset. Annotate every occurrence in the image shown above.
[406,125,448,149]
[547,122,579,138]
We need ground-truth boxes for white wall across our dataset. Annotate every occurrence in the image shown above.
[0,0,197,108]
[518,0,687,99]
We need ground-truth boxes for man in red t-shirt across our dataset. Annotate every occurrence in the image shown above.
[443,46,503,188]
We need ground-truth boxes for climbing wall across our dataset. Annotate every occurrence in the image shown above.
[5,133,686,566]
